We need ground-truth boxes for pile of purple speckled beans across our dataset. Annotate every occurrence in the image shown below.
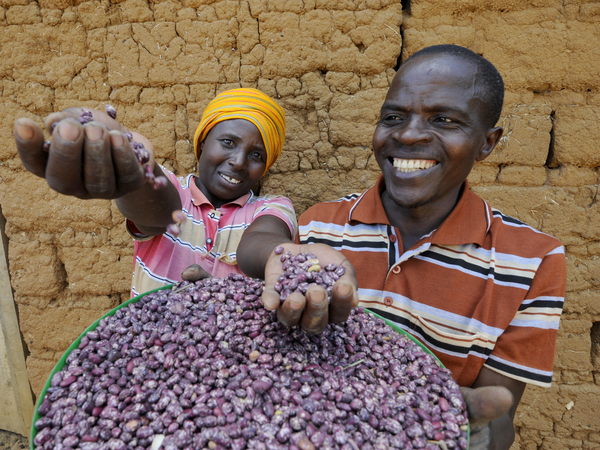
[33,252,469,450]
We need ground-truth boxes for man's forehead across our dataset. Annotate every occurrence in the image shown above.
[391,55,476,88]
[386,55,479,102]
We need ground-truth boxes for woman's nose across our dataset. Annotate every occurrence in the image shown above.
[228,150,246,169]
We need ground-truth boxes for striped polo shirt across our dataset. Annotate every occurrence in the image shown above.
[298,175,565,388]
[128,167,297,297]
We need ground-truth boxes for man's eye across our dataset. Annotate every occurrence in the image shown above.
[383,114,404,123]
[436,117,453,123]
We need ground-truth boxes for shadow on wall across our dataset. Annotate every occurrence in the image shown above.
[592,322,600,371]
[401,0,411,14]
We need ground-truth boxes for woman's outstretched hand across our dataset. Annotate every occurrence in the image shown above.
[14,107,155,200]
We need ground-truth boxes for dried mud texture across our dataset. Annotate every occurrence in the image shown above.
[402,2,600,92]
[0,1,599,449]
[0,430,28,450]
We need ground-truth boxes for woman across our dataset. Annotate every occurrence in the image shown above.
[13,88,296,296]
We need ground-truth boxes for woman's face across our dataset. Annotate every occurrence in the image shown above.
[196,119,267,208]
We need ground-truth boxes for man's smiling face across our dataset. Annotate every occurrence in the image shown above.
[373,54,499,213]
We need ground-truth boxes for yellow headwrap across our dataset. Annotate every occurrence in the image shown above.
[193,88,286,176]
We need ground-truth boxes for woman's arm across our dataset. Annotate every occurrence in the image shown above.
[199,215,359,335]
[237,215,293,279]
[14,107,181,235]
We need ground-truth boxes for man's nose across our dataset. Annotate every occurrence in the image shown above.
[394,116,432,145]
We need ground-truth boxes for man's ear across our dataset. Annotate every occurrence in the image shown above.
[476,127,503,162]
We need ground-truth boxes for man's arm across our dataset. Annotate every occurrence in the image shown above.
[462,367,526,450]
[14,108,181,235]
[465,245,564,449]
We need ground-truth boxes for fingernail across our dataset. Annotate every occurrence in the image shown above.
[337,282,352,298]
[57,121,81,141]
[14,122,34,141]
[109,132,124,147]
[289,296,305,310]
[263,299,277,311]
[84,126,103,142]
[308,286,327,304]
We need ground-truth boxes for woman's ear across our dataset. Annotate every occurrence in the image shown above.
[476,127,503,162]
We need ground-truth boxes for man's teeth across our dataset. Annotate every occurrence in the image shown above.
[221,174,241,184]
[392,159,437,173]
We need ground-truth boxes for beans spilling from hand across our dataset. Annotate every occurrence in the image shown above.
[273,247,346,301]
[166,210,187,238]
[100,106,167,190]
[33,272,468,450]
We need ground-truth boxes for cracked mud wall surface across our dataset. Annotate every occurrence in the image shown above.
[0,0,598,447]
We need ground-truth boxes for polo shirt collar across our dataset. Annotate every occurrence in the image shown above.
[348,174,391,225]
[349,174,490,247]
[431,180,489,247]
[190,176,251,208]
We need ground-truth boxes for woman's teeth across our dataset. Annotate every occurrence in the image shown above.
[221,174,241,184]
[392,158,437,173]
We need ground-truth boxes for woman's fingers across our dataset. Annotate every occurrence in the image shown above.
[45,118,88,198]
[44,107,126,135]
[82,124,117,199]
[328,256,358,323]
[44,109,81,133]
[300,285,330,335]
[262,243,360,334]
[262,246,296,311]
[328,280,358,324]
[14,118,49,178]
[277,291,306,328]
[15,107,149,200]
[110,132,146,195]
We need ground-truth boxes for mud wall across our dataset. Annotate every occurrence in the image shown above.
[0,0,598,447]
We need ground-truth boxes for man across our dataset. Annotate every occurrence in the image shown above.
[242,45,566,449]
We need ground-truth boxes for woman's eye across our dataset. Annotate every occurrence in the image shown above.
[221,139,234,146]
[251,151,264,161]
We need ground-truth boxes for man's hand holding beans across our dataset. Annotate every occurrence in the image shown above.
[261,243,360,335]
[181,242,359,335]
